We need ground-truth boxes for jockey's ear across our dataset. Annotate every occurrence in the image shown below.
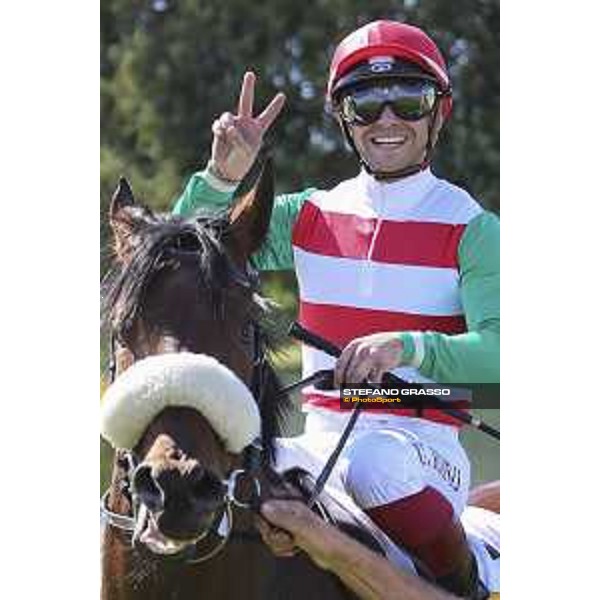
[108,177,145,262]
[226,158,274,266]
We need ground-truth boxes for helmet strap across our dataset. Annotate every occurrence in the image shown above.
[339,102,441,182]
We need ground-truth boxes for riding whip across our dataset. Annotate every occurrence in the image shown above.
[288,322,500,441]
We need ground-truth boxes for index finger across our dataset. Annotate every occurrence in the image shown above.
[334,344,354,387]
[256,92,286,131]
[237,71,256,118]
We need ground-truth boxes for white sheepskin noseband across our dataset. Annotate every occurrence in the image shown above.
[100,353,260,454]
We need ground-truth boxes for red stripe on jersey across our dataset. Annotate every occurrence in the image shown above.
[292,201,375,259]
[373,221,465,268]
[292,201,466,268]
[299,301,466,348]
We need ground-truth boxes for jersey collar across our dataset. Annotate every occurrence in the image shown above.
[358,167,437,209]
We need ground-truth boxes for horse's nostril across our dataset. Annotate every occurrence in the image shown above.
[132,464,164,512]
[189,464,205,484]
[190,467,209,498]
[190,468,225,502]
[168,447,184,461]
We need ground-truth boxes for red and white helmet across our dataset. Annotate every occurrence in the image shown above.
[327,20,453,120]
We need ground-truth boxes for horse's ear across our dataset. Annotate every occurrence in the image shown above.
[226,158,274,265]
[109,177,139,262]
[110,177,136,216]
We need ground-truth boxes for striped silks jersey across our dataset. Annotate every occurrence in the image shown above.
[291,168,482,424]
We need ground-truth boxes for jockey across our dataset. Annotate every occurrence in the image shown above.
[172,20,499,598]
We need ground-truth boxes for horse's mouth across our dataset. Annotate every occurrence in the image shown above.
[134,505,197,556]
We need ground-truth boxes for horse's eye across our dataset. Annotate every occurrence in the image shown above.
[115,319,134,347]
[241,321,253,345]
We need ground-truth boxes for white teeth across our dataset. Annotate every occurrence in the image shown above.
[140,516,188,555]
[138,512,188,555]
[372,137,406,145]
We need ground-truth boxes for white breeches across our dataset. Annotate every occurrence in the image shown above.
[276,408,471,516]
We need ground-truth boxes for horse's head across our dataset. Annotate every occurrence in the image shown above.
[104,161,274,377]
[101,161,290,558]
[101,352,262,556]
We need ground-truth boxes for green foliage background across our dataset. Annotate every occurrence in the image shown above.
[100,0,499,490]
[101,0,499,257]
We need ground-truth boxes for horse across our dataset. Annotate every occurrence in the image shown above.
[100,161,383,600]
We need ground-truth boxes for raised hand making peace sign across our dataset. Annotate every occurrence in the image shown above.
[209,71,286,183]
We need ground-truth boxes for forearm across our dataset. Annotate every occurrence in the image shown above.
[399,324,500,383]
[300,521,455,600]
[260,501,457,599]
[250,189,314,271]
[468,480,500,513]
[172,169,311,271]
[172,167,237,217]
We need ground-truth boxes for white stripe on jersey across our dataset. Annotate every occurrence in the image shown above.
[308,169,482,224]
[294,247,463,315]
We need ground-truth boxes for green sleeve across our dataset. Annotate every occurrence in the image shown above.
[172,169,236,216]
[250,189,315,270]
[171,168,315,271]
[398,211,500,383]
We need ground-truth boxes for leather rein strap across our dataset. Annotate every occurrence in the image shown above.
[285,323,364,507]
[287,322,500,440]
[285,322,501,507]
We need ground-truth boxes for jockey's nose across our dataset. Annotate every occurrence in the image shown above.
[377,104,400,124]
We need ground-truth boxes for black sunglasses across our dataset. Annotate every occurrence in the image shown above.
[339,80,445,125]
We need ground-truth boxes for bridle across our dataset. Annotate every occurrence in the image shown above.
[100,453,262,563]
[101,251,281,564]
[101,322,269,564]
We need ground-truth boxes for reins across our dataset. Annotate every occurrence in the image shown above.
[283,321,500,507]
[288,322,500,440]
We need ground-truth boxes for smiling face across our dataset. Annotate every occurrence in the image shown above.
[334,76,446,177]
[347,104,439,175]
